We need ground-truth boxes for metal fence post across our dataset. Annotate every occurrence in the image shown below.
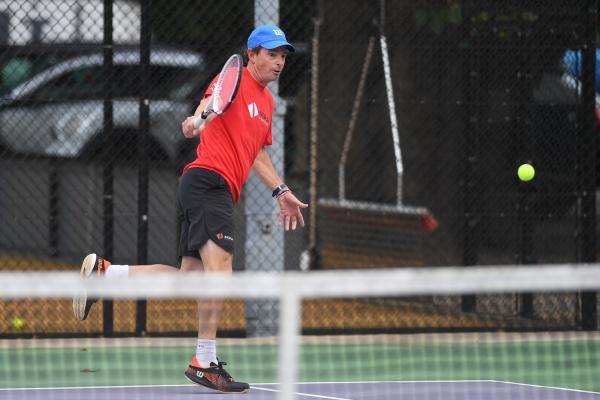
[578,0,597,330]
[245,0,286,337]
[102,0,115,337]
[135,0,151,337]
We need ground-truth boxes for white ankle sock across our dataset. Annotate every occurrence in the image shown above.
[196,339,217,368]
[105,265,129,278]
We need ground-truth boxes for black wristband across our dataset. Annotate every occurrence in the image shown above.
[272,184,289,198]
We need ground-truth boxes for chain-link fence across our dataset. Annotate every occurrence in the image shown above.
[0,0,598,337]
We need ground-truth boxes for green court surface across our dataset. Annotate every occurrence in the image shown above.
[1,335,599,392]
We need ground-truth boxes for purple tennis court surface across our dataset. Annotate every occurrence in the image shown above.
[1,381,599,399]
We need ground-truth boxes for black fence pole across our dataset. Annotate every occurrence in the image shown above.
[517,184,535,318]
[102,0,114,337]
[578,0,597,331]
[135,0,151,337]
[516,40,535,319]
[48,160,60,258]
[461,0,477,312]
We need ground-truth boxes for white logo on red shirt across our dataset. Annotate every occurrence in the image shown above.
[247,102,269,126]
[248,102,259,118]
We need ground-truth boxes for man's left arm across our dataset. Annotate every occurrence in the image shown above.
[252,148,308,231]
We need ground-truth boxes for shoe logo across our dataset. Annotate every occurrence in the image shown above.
[196,371,204,378]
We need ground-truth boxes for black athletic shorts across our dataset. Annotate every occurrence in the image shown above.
[177,168,235,259]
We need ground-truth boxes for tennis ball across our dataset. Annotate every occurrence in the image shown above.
[517,163,535,182]
[11,317,25,330]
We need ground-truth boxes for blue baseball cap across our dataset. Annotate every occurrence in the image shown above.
[247,24,295,52]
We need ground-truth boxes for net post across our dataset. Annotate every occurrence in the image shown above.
[277,282,302,400]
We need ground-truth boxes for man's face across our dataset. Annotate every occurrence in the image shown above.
[247,46,289,85]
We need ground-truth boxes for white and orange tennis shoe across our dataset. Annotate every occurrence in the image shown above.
[73,253,111,321]
[184,357,250,393]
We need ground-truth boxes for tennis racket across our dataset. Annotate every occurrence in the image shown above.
[193,54,243,128]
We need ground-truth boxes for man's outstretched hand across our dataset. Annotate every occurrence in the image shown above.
[277,192,308,231]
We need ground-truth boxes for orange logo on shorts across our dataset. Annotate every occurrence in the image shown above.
[216,233,224,240]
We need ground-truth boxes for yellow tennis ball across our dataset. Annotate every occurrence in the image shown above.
[11,318,25,330]
[518,164,535,182]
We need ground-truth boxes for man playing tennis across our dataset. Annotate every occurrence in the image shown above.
[73,24,307,394]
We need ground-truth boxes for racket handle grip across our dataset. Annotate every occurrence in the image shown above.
[193,110,211,128]
[193,116,204,128]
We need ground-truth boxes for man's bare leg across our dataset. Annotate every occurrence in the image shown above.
[195,239,232,339]
[128,264,179,273]
[183,241,249,392]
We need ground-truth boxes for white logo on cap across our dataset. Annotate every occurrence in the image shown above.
[273,29,283,36]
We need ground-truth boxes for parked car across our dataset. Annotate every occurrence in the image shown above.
[561,49,600,128]
[0,46,207,163]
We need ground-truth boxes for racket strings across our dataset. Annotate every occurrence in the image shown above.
[212,64,240,114]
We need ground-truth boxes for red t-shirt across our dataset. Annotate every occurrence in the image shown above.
[183,67,273,203]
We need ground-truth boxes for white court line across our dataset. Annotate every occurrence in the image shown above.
[0,383,352,399]
[251,386,351,400]
[255,380,497,385]
[0,384,191,391]
[0,380,503,391]
[490,380,600,395]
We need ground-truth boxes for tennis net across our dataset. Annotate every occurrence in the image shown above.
[1,265,600,400]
